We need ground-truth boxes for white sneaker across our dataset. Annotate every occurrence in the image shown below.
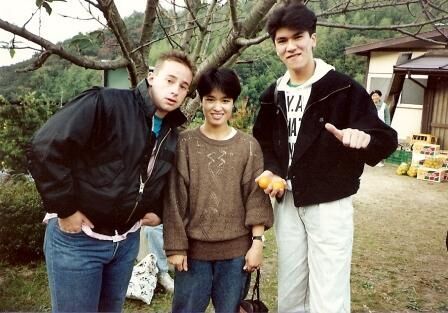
[375,161,384,167]
[158,272,174,293]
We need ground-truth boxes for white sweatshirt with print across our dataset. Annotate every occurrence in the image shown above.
[276,58,335,163]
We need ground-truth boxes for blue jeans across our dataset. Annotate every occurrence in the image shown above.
[144,224,169,273]
[44,218,140,312]
[172,256,248,313]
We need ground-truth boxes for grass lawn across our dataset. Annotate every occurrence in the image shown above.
[1,166,447,312]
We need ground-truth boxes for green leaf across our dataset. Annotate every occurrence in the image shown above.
[42,2,52,15]
[35,0,44,7]
[9,48,15,58]
[68,35,95,51]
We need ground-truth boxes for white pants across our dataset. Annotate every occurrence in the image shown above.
[275,191,353,313]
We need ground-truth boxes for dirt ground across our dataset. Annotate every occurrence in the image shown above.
[351,163,448,312]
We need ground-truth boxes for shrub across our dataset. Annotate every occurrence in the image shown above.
[0,93,58,173]
[0,178,46,264]
[230,97,256,133]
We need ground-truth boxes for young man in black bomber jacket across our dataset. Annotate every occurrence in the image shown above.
[253,3,398,313]
[27,51,195,313]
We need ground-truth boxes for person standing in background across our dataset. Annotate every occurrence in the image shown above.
[142,225,174,293]
[370,89,391,166]
[370,89,391,126]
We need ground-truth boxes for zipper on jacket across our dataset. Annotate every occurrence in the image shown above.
[125,128,172,224]
[266,100,288,147]
[274,85,352,137]
[276,103,288,125]
[302,84,351,117]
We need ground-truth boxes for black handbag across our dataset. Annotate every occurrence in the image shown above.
[239,269,268,313]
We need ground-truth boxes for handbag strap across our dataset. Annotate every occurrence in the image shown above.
[251,269,262,301]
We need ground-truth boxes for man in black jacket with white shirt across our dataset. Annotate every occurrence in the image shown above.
[253,3,397,313]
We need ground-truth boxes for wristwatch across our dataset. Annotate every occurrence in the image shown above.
[252,235,265,242]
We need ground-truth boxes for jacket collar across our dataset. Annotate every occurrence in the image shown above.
[135,79,187,128]
[307,70,351,106]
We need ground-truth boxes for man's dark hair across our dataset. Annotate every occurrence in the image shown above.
[154,50,196,76]
[267,2,317,41]
[370,90,383,97]
[196,68,241,101]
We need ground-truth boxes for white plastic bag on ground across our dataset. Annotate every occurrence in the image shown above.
[126,253,158,304]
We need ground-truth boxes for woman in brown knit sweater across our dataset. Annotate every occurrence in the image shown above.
[163,68,274,313]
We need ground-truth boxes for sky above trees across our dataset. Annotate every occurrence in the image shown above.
[0,0,148,66]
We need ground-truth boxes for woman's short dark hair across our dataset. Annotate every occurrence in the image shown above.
[267,2,317,41]
[370,90,382,97]
[196,68,241,101]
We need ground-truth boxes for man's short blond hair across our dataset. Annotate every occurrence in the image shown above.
[154,50,196,76]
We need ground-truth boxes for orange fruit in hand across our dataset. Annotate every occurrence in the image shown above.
[257,176,271,189]
[272,181,285,191]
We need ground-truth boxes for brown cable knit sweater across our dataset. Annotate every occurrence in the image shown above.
[163,127,273,261]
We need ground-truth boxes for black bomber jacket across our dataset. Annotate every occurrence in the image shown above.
[253,70,398,207]
[27,79,186,234]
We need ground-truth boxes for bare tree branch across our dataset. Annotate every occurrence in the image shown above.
[131,24,197,53]
[97,0,149,84]
[139,0,159,60]
[160,1,179,33]
[419,0,448,41]
[0,17,128,69]
[235,33,270,46]
[318,0,421,17]
[155,7,183,49]
[191,0,218,62]
[96,0,135,76]
[240,0,277,37]
[394,28,448,45]
[22,6,41,29]
[228,0,240,32]
[181,0,201,50]
[82,0,101,10]
[317,15,448,46]
[183,0,277,120]
[183,0,205,31]
[16,50,52,72]
[78,0,108,28]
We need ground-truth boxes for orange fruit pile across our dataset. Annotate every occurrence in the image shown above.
[272,181,285,190]
[257,176,271,189]
[257,176,285,191]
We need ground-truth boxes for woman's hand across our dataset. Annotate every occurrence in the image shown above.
[243,240,263,272]
[168,255,188,271]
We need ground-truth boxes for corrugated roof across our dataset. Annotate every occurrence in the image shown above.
[393,51,448,75]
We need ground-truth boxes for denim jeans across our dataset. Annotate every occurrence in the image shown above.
[172,256,248,313]
[143,224,169,273]
[44,218,140,312]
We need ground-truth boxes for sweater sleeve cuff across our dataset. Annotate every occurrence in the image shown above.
[165,250,187,257]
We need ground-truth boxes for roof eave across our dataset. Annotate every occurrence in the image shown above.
[393,67,448,76]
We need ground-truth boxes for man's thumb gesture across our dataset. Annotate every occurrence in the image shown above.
[325,123,343,142]
[325,122,371,149]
